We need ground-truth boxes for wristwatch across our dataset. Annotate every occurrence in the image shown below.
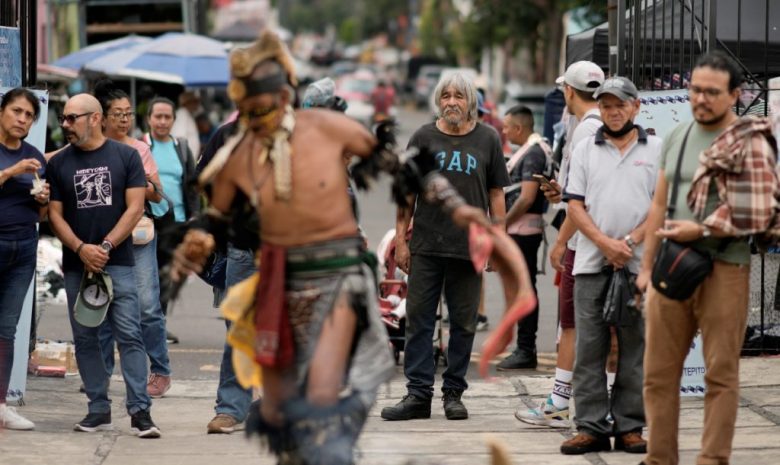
[624,235,636,249]
[701,225,712,238]
[100,240,114,252]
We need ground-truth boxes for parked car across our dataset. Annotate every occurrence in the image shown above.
[414,65,445,109]
[498,83,551,141]
[337,71,378,127]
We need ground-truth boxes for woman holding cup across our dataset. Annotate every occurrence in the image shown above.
[0,87,48,430]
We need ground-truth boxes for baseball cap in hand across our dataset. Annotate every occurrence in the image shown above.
[556,61,605,92]
[74,271,113,327]
[593,76,639,101]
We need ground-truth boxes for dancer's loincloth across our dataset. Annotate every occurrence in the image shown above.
[255,236,394,400]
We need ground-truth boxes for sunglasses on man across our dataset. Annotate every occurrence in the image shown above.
[58,112,94,125]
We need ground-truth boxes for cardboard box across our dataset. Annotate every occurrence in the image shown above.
[29,341,78,376]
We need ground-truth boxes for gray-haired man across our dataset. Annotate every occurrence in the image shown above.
[381,72,510,421]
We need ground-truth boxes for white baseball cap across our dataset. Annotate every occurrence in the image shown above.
[556,61,605,92]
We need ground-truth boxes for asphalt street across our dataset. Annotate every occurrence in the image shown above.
[36,106,561,381]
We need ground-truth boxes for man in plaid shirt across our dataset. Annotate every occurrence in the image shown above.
[636,51,779,465]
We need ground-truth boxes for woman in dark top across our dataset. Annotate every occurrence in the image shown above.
[0,88,48,430]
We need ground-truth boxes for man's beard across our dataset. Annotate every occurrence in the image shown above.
[442,107,464,126]
[65,126,91,147]
[694,106,730,126]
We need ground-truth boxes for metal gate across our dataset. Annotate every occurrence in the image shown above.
[617,0,780,354]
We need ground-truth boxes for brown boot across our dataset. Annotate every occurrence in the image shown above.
[614,431,647,453]
[560,432,611,455]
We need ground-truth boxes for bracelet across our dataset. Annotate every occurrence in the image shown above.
[75,242,85,255]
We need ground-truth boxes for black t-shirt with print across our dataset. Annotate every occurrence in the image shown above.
[407,122,510,260]
[48,139,147,272]
[507,144,547,215]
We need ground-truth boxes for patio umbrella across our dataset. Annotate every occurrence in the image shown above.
[51,35,152,71]
[84,32,229,87]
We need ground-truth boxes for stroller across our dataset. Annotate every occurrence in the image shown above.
[376,228,448,368]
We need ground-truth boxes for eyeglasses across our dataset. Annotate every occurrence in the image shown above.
[689,86,725,100]
[108,111,135,121]
[58,112,94,125]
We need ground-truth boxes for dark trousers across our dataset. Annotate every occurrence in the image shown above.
[404,254,482,400]
[510,233,542,354]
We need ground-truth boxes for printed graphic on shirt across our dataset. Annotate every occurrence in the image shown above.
[74,167,112,208]
[435,151,479,174]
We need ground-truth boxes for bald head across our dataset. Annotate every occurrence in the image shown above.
[66,93,103,115]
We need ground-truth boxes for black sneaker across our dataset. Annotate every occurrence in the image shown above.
[380,394,431,421]
[166,330,179,344]
[442,389,468,420]
[131,410,161,438]
[74,412,112,432]
[496,350,537,370]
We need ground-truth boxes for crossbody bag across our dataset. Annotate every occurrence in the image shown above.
[651,124,714,300]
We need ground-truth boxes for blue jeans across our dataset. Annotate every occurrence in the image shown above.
[214,246,254,421]
[404,254,482,399]
[99,237,170,376]
[66,266,151,415]
[0,237,38,403]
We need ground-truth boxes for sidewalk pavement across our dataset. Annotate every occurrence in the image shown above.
[2,356,779,465]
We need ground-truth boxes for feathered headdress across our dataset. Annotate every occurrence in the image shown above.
[227,30,298,102]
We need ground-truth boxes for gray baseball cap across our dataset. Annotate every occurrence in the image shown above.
[73,271,113,328]
[593,76,639,101]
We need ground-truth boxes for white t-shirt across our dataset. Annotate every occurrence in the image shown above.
[558,107,602,250]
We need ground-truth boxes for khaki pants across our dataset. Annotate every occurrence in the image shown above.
[643,260,749,465]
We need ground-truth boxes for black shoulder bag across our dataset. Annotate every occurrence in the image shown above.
[651,124,713,300]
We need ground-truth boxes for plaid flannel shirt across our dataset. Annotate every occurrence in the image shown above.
[686,116,779,237]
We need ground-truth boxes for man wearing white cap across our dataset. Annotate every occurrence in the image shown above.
[514,61,604,427]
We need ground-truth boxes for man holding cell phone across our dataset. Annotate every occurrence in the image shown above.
[496,105,552,371]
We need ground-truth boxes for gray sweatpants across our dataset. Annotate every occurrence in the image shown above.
[572,271,646,436]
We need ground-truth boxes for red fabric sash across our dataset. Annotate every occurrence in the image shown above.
[254,243,295,369]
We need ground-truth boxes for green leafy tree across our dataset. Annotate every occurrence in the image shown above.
[279,0,409,44]
[463,0,605,82]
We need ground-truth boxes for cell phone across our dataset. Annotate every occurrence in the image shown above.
[532,174,560,193]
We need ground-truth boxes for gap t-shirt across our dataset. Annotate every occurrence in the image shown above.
[48,139,147,272]
[407,122,510,260]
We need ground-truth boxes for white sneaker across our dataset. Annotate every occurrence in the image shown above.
[0,403,35,430]
[514,396,570,428]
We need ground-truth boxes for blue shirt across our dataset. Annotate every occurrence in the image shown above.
[149,139,186,222]
[0,141,46,241]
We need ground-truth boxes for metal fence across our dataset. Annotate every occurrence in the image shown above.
[617,0,778,117]
[618,0,780,354]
